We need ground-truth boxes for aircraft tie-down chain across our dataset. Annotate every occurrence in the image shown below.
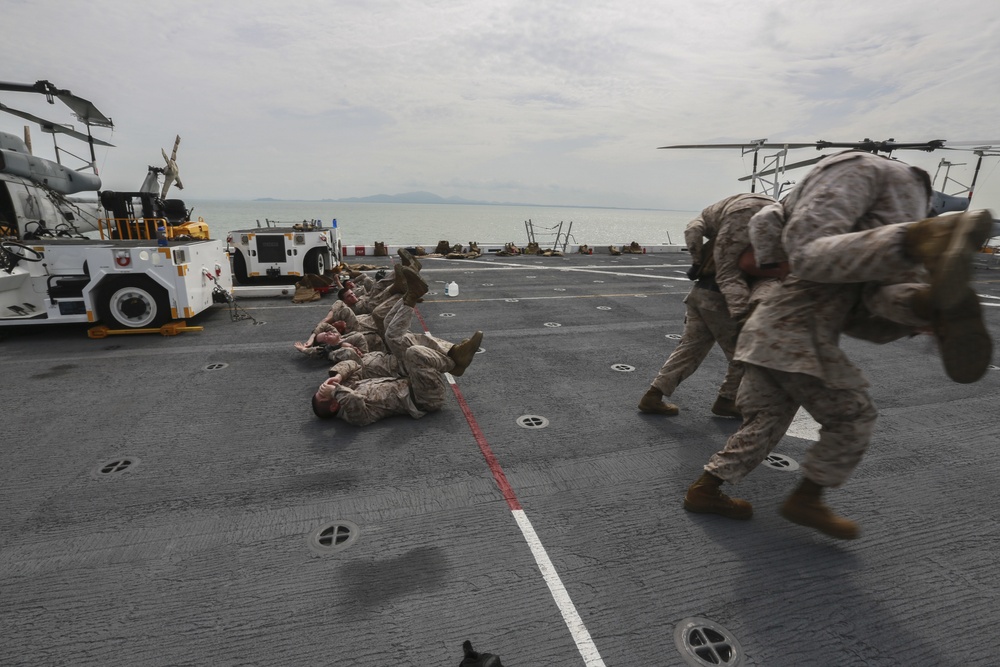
[202,269,265,325]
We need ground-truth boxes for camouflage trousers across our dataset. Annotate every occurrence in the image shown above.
[792,221,930,327]
[326,294,405,351]
[705,363,877,487]
[383,299,454,412]
[651,286,742,401]
[354,274,396,314]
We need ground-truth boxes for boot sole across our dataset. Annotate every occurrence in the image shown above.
[931,210,993,310]
[683,498,753,520]
[638,402,679,416]
[935,294,993,383]
[780,506,859,540]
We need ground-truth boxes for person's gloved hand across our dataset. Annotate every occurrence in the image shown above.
[686,263,701,280]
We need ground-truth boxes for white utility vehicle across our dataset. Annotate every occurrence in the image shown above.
[226,218,341,284]
[0,79,233,330]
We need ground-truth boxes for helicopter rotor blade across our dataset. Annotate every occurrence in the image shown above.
[55,92,114,128]
[658,142,819,150]
[0,102,115,147]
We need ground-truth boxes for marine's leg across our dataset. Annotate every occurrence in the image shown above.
[774,371,877,539]
[683,365,799,520]
[404,345,451,412]
[639,294,716,415]
[702,365,800,483]
[382,298,417,367]
[698,293,744,417]
[370,292,402,337]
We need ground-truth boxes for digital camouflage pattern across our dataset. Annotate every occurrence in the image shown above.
[706,151,933,486]
[705,364,877,488]
[330,299,455,426]
[651,286,743,401]
[736,151,932,387]
[651,193,780,402]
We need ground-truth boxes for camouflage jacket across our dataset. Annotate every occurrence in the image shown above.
[332,360,424,425]
[685,193,776,319]
[735,151,931,387]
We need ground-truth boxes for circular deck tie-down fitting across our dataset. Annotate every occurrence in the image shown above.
[762,453,800,472]
[309,520,359,555]
[92,457,140,480]
[517,415,549,429]
[674,617,745,666]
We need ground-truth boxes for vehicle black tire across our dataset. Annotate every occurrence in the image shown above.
[304,248,329,276]
[232,249,250,284]
[97,276,171,329]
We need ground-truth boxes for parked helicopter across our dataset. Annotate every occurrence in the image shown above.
[0,79,202,241]
[658,138,1000,221]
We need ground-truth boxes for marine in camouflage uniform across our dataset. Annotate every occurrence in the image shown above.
[314,265,414,352]
[312,268,483,425]
[323,297,393,353]
[684,150,994,540]
[639,193,777,417]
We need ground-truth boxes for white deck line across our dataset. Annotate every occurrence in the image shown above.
[512,509,607,667]
[443,354,605,666]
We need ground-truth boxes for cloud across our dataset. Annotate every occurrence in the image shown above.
[2,0,999,210]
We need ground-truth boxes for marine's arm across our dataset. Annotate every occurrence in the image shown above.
[747,202,789,267]
[783,161,880,280]
[713,220,753,319]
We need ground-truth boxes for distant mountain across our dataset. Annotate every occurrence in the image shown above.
[321,191,495,205]
[252,191,512,205]
[250,192,673,212]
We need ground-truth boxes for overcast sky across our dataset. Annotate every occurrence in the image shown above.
[3,0,999,212]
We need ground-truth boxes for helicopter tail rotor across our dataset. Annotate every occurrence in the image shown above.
[160,134,182,199]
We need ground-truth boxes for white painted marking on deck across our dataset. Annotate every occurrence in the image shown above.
[786,407,821,441]
[512,509,607,667]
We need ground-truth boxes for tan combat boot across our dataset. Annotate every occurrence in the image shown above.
[780,479,859,540]
[388,264,407,295]
[683,472,753,520]
[448,331,483,376]
[912,285,992,384]
[903,210,993,310]
[401,266,428,307]
[711,395,741,418]
[638,387,679,415]
[397,247,422,272]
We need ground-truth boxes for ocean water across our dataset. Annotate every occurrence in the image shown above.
[187,200,697,247]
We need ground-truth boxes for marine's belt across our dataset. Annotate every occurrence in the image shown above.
[695,277,721,292]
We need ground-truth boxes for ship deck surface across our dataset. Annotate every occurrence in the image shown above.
[3,251,999,666]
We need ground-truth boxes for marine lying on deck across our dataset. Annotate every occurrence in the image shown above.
[309,259,483,426]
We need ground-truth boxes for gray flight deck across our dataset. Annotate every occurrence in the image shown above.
[2,251,998,666]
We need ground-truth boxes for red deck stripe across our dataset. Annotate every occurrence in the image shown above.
[450,385,522,511]
[414,307,522,511]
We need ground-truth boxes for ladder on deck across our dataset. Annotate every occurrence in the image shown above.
[524,219,576,252]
